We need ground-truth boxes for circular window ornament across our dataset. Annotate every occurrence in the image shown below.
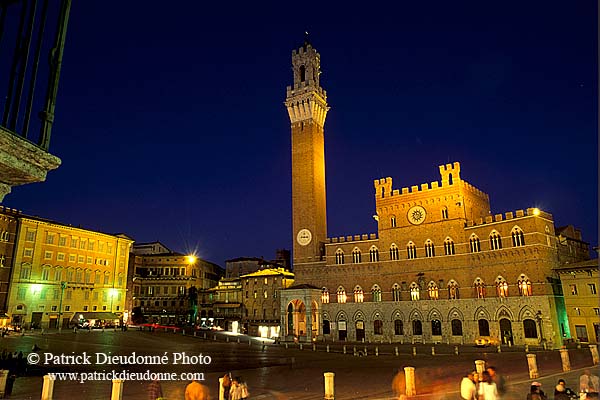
[296,229,312,246]
[407,205,427,225]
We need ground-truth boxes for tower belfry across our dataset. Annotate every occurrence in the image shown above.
[286,42,329,265]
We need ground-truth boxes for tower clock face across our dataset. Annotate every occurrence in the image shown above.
[296,229,312,246]
[407,206,427,225]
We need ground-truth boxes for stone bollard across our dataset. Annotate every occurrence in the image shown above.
[475,360,486,375]
[543,342,547,351]
[285,343,288,349]
[313,344,316,351]
[412,346,416,356]
[299,343,303,350]
[527,353,539,378]
[577,341,581,349]
[364,346,368,356]
[193,331,197,337]
[41,374,55,400]
[375,346,379,356]
[431,346,435,355]
[560,348,571,372]
[395,346,399,356]
[0,370,7,398]
[590,344,599,365]
[525,344,529,352]
[324,372,335,400]
[343,345,346,354]
[226,337,229,342]
[219,377,225,400]
[497,345,501,353]
[249,340,251,347]
[454,346,459,355]
[353,346,357,356]
[327,345,330,353]
[404,366,416,397]
[111,379,124,400]
[203,333,207,339]
[182,329,185,336]
[237,338,240,343]
[213,335,217,341]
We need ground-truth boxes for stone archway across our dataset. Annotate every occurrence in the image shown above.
[286,299,306,338]
[499,318,513,345]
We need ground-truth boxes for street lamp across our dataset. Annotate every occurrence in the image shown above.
[58,281,67,333]
[535,310,544,344]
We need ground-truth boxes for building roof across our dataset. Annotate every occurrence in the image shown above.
[240,268,294,278]
[553,258,599,272]
[286,283,320,290]
[225,257,264,263]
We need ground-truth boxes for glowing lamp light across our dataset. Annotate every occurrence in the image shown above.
[30,284,42,294]
[532,208,540,216]
[109,289,118,297]
[185,255,197,264]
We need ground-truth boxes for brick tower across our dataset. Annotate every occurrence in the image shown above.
[285,41,329,266]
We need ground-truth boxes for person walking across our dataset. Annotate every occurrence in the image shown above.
[221,373,231,399]
[486,366,506,398]
[477,371,498,400]
[526,382,547,400]
[580,369,600,397]
[185,379,210,400]
[554,379,576,400]
[460,371,477,400]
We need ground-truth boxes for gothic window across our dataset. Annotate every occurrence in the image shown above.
[323,320,330,335]
[496,276,509,298]
[372,285,382,302]
[335,249,345,265]
[410,282,420,301]
[428,281,439,300]
[392,283,401,302]
[369,246,379,262]
[469,234,481,253]
[390,243,399,261]
[394,319,404,335]
[448,280,459,299]
[336,286,347,303]
[523,319,537,338]
[511,227,525,247]
[407,242,417,259]
[353,286,364,303]
[478,319,490,336]
[321,288,329,304]
[451,319,463,336]
[412,320,423,335]
[425,240,435,257]
[474,278,485,299]
[374,320,383,335]
[431,319,442,336]
[441,207,449,219]
[390,216,397,228]
[490,231,502,250]
[352,248,362,264]
[444,237,455,255]
[518,274,532,296]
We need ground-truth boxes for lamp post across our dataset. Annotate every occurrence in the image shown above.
[58,281,66,333]
[535,310,543,344]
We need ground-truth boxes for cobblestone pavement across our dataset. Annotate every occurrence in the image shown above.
[0,329,594,399]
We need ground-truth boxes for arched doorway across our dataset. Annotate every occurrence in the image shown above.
[356,320,365,342]
[286,300,306,338]
[499,318,513,345]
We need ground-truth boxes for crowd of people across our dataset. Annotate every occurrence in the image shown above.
[147,372,249,400]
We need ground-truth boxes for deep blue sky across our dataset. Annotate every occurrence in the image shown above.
[4,1,598,266]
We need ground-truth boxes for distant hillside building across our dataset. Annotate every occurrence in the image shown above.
[225,250,291,278]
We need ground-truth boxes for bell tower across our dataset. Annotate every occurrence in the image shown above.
[285,40,329,265]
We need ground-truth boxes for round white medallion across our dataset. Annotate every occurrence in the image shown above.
[407,205,427,225]
[296,228,312,246]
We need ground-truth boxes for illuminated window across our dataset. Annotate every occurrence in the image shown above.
[425,240,435,257]
[407,242,417,259]
[490,231,502,250]
[428,281,439,300]
[321,288,329,304]
[441,207,448,219]
[410,282,420,301]
[369,246,379,262]
[354,286,364,303]
[352,248,362,264]
[518,274,532,296]
[469,234,481,253]
[474,278,485,299]
[444,237,455,255]
[448,280,459,299]
[570,285,578,295]
[496,276,508,298]
[337,287,347,303]
[391,216,397,228]
[390,244,399,261]
[20,266,31,279]
[45,233,55,245]
[335,249,345,265]
[372,285,382,302]
[511,227,525,247]
[392,284,401,302]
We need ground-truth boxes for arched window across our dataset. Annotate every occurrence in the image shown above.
[431,319,442,336]
[523,319,537,338]
[335,249,345,265]
[444,237,455,255]
[490,231,502,250]
[352,248,362,264]
[441,207,449,219]
[369,246,379,262]
[512,227,525,247]
[428,281,439,300]
[394,319,404,335]
[389,243,399,261]
[321,288,329,304]
[374,320,383,335]
[448,280,459,299]
[407,242,417,259]
[390,216,397,228]
[518,274,532,296]
[353,286,364,303]
[412,320,423,335]
[336,287,347,303]
[410,282,420,301]
[323,320,331,335]
[425,240,435,257]
[372,285,382,302]
[478,319,490,336]
[474,278,485,299]
[392,283,401,302]
[496,276,509,298]
[469,234,481,253]
[451,319,463,336]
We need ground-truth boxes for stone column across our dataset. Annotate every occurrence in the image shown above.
[41,374,55,400]
[527,354,538,379]
[404,366,416,397]
[590,344,599,365]
[559,348,571,372]
[111,379,124,400]
[475,360,486,375]
[0,370,7,397]
[306,299,313,342]
[324,372,335,400]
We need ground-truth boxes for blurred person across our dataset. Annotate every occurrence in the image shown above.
[185,379,209,400]
[221,373,231,399]
[554,378,577,400]
[229,376,242,400]
[147,379,163,400]
[487,366,506,398]
[526,382,547,400]
[477,371,498,400]
[461,371,477,400]
[580,369,600,396]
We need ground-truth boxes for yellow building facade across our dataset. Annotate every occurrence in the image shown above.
[8,216,133,329]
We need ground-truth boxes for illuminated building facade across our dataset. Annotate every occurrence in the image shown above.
[279,42,591,347]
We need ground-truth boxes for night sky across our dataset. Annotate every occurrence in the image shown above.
[3,2,598,266]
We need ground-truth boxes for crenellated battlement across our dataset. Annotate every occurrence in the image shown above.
[465,207,553,227]
[0,205,21,216]
[327,233,378,244]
